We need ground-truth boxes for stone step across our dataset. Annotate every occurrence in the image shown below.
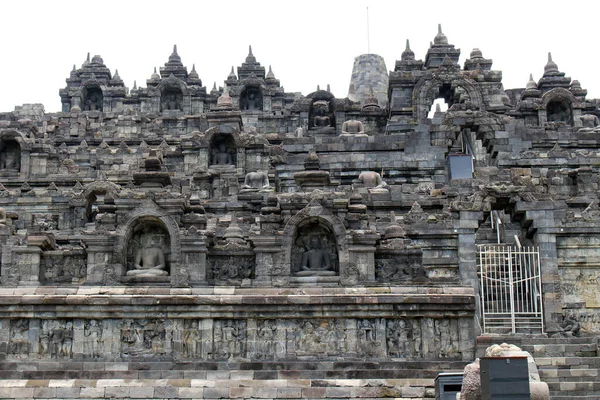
[547,380,600,394]
[539,368,600,380]
[0,367,462,381]
[0,378,437,399]
[533,356,600,369]
[520,343,598,357]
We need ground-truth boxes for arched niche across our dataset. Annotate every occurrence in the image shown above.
[413,74,483,120]
[210,133,237,166]
[82,181,121,223]
[126,218,171,276]
[160,86,184,111]
[240,86,263,111]
[0,137,21,171]
[83,85,103,111]
[114,204,182,281]
[291,218,339,276]
[281,200,349,279]
[539,88,578,127]
[307,90,336,129]
[547,100,572,124]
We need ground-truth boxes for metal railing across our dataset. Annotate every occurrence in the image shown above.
[478,245,544,334]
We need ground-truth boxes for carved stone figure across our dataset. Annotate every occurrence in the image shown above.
[241,171,272,192]
[9,319,31,357]
[341,120,366,136]
[212,142,233,165]
[213,320,246,359]
[127,234,168,277]
[578,114,600,132]
[298,236,334,276]
[0,141,20,170]
[257,320,277,359]
[311,100,333,128]
[358,171,388,193]
[241,87,262,110]
[386,319,410,358]
[183,320,201,358]
[84,320,103,358]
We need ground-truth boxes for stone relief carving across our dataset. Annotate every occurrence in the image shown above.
[183,320,202,358]
[375,254,426,283]
[121,320,167,357]
[40,320,73,359]
[84,320,103,358]
[207,255,254,283]
[9,319,31,358]
[212,320,247,359]
[256,319,277,360]
[42,253,86,284]
[357,318,381,356]
[287,319,347,356]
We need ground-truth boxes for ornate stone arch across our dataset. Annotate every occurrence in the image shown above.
[238,79,266,111]
[413,73,484,120]
[82,181,122,222]
[0,129,29,176]
[81,81,107,111]
[540,88,578,126]
[280,199,349,279]
[156,74,190,96]
[114,200,182,280]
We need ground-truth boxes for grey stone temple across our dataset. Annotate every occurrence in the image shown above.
[0,27,599,399]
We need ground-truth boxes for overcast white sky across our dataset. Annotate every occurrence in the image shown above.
[1,0,598,112]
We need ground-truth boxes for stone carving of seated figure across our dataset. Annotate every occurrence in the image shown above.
[127,234,168,277]
[241,171,272,192]
[341,120,366,136]
[359,171,389,193]
[578,114,600,132]
[297,236,335,276]
[0,147,20,170]
[212,143,233,165]
[312,101,333,129]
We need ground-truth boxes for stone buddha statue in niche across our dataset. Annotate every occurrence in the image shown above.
[359,171,388,193]
[241,171,272,192]
[212,142,233,165]
[297,236,335,276]
[127,234,168,277]
[341,120,366,136]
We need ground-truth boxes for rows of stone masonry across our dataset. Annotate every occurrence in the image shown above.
[480,336,600,400]
[0,359,468,399]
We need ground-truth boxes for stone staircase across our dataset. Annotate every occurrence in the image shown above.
[0,359,468,399]
[478,335,600,400]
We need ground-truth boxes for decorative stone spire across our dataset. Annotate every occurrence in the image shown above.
[544,52,559,75]
[401,39,415,61]
[246,45,256,63]
[223,215,245,244]
[227,66,237,81]
[189,64,199,79]
[326,84,331,93]
[133,80,137,90]
[362,87,380,110]
[433,24,448,45]
[384,211,406,239]
[266,65,275,79]
[217,83,233,109]
[70,64,78,78]
[83,52,90,67]
[169,44,182,65]
[211,82,218,95]
[526,74,537,90]
[470,48,483,59]
[151,67,160,80]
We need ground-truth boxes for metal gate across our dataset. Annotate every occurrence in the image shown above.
[477,245,544,334]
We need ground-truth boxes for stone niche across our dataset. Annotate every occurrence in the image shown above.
[210,133,237,166]
[291,219,339,276]
[82,85,103,111]
[124,218,171,280]
[0,136,21,172]
[240,86,263,111]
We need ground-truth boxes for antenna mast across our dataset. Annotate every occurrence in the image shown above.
[367,7,371,54]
